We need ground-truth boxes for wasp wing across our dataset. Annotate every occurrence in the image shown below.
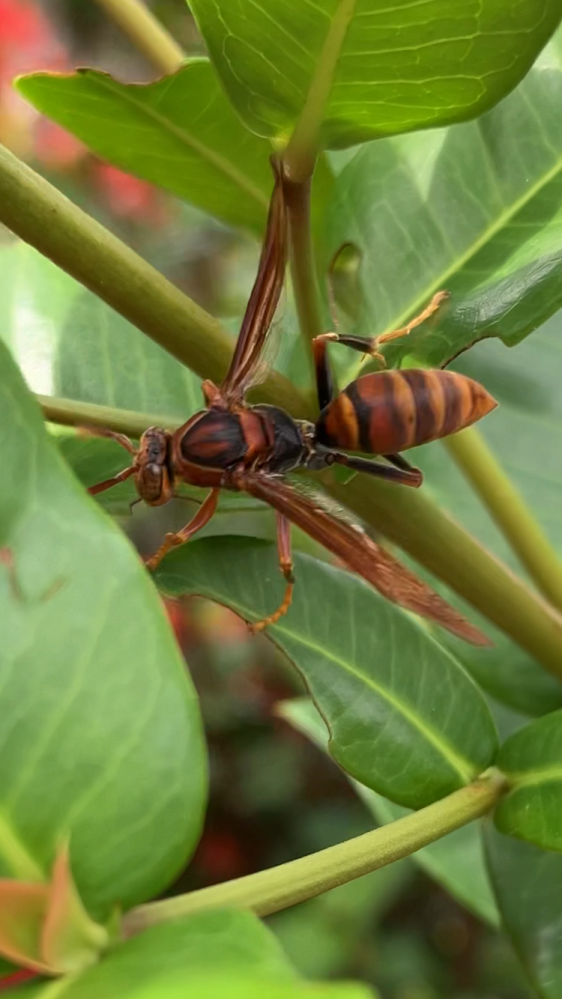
[238,471,490,647]
[220,158,288,404]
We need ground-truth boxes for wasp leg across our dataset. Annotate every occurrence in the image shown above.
[79,425,137,455]
[249,514,294,632]
[375,291,448,350]
[313,291,449,377]
[325,450,422,487]
[89,465,136,496]
[384,452,420,475]
[145,488,220,572]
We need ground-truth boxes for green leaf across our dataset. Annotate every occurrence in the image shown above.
[280,697,499,926]
[17,62,272,233]
[20,910,296,997]
[16,911,376,997]
[485,825,562,999]
[0,339,206,918]
[189,0,562,153]
[493,709,562,851]
[0,241,201,419]
[409,316,562,717]
[325,27,562,370]
[156,537,498,809]
[132,978,375,999]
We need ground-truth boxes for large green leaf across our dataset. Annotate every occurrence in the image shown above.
[485,826,562,999]
[17,62,271,233]
[0,338,206,918]
[280,697,499,926]
[189,0,561,151]
[406,314,562,717]
[156,537,497,809]
[493,710,562,852]
[325,27,562,371]
[16,62,333,239]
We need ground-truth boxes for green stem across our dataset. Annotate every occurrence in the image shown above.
[93,0,185,74]
[39,396,178,437]
[0,143,308,417]
[284,174,324,357]
[123,770,505,936]
[331,472,562,681]
[42,393,562,678]
[445,428,562,614]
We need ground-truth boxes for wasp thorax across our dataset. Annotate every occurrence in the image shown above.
[135,427,173,505]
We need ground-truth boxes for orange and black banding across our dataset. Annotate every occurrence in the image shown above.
[316,370,497,454]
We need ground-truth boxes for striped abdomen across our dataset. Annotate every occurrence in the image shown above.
[315,369,497,454]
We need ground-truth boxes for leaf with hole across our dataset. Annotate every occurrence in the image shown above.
[0,338,206,920]
[156,538,498,809]
[325,27,562,371]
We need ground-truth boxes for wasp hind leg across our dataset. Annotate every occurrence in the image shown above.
[145,489,220,572]
[249,514,294,633]
[312,291,448,384]
[325,450,422,487]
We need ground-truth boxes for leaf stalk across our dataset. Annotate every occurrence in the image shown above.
[123,770,506,935]
[445,428,562,614]
[93,0,184,75]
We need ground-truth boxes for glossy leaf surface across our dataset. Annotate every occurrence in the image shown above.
[326,28,562,371]
[156,538,497,808]
[280,697,499,926]
[189,0,561,150]
[0,339,206,918]
[18,62,272,232]
[494,709,562,852]
[486,825,562,999]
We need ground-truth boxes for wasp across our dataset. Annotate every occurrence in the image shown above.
[88,161,496,643]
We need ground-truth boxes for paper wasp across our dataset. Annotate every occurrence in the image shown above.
[88,161,496,643]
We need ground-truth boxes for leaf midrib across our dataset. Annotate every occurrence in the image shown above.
[505,764,562,790]
[162,571,475,784]
[70,70,270,210]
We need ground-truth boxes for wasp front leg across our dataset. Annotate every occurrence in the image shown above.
[145,488,220,571]
[249,514,294,633]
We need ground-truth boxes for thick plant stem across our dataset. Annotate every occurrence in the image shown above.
[123,770,506,935]
[41,394,562,677]
[445,428,562,614]
[39,396,178,437]
[283,174,323,375]
[331,473,562,681]
[0,144,307,416]
[93,0,184,75]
